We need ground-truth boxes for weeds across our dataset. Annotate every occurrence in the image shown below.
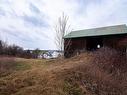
[0,57,17,77]
[0,57,30,77]
[0,47,127,95]
[60,47,127,95]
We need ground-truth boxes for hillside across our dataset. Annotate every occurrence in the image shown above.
[0,48,127,95]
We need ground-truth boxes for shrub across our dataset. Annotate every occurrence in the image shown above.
[92,47,126,74]
[62,47,127,95]
[85,47,127,94]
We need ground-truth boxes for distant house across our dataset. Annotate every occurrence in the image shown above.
[38,51,61,59]
[38,53,44,59]
[64,24,127,58]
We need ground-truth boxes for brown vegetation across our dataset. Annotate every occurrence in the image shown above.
[0,47,127,95]
[0,57,17,77]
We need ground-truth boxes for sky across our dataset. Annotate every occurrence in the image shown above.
[0,0,127,50]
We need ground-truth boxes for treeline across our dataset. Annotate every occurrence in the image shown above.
[0,40,40,58]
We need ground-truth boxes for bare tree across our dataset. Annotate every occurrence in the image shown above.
[54,13,71,52]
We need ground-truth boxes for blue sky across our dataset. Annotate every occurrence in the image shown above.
[0,0,127,50]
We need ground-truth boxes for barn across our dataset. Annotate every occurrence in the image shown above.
[64,24,127,58]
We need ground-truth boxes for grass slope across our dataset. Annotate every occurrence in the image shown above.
[0,48,127,95]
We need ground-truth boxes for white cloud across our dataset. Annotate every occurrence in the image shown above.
[0,0,127,49]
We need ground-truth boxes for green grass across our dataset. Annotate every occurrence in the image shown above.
[63,81,83,95]
[14,62,31,71]
[0,58,31,78]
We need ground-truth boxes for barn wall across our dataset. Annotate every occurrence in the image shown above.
[117,35,127,47]
[103,35,127,50]
[103,35,127,60]
[103,37,119,48]
[64,34,127,58]
[64,38,86,58]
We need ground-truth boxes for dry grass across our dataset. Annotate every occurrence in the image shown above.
[60,47,127,95]
[0,48,127,95]
[0,57,30,77]
[0,57,17,77]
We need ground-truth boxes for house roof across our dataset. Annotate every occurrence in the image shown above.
[64,24,127,38]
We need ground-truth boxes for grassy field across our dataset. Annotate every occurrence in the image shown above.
[0,48,127,95]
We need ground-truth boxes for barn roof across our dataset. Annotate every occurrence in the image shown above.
[64,24,127,38]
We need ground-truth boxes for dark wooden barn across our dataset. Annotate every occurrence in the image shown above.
[64,24,127,58]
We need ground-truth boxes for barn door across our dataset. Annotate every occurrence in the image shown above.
[86,37,103,51]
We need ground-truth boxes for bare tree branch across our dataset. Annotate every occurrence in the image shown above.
[54,13,71,51]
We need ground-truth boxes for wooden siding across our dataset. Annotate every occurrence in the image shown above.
[64,34,127,58]
[64,38,86,58]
